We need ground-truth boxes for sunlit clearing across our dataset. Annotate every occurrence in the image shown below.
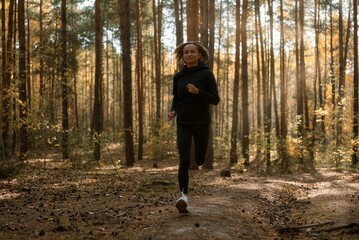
[303,183,359,200]
[0,189,21,200]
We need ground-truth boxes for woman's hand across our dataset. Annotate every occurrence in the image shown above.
[168,111,176,121]
[186,84,199,94]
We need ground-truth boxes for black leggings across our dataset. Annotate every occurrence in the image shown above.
[177,123,210,194]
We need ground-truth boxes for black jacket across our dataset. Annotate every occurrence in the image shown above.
[170,61,220,124]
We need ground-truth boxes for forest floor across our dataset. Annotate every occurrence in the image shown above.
[0,151,359,240]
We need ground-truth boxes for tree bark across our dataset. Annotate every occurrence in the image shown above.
[39,0,45,111]
[1,0,15,160]
[18,0,29,160]
[230,0,241,165]
[241,0,249,167]
[295,0,304,169]
[186,0,199,40]
[200,0,208,46]
[93,0,103,161]
[152,0,162,132]
[136,0,144,160]
[352,0,358,166]
[254,0,262,169]
[119,0,135,167]
[61,0,69,160]
[279,0,288,171]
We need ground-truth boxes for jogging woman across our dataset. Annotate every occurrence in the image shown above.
[168,41,220,213]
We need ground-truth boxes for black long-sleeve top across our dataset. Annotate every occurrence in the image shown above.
[170,61,220,124]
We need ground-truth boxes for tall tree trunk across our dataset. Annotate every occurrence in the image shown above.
[186,0,199,40]
[352,0,358,166]
[26,0,31,111]
[174,0,184,72]
[230,0,241,165]
[1,0,7,160]
[18,0,28,160]
[152,0,162,133]
[318,0,326,138]
[93,0,103,160]
[119,0,135,167]
[61,0,69,159]
[200,0,208,46]
[299,0,311,170]
[329,3,336,143]
[241,0,249,167]
[1,0,15,160]
[295,0,304,168]
[279,0,288,171]
[268,0,279,139]
[336,0,345,150]
[136,0,144,160]
[314,0,322,134]
[208,0,215,70]
[216,1,224,134]
[254,0,262,168]
[39,0,45,111]
[263,0,271,170]
[309,0,320,169]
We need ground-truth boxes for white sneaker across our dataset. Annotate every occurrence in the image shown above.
[175,192,189,213]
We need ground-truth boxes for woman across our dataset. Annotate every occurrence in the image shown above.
[168,41,220,213]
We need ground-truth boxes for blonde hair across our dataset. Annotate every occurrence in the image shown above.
[174,41,209,64]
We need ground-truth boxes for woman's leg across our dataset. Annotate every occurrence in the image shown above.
[193,124,210,166]
[176,124,192,194]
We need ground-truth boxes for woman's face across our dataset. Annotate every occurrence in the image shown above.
[182,44,201,67]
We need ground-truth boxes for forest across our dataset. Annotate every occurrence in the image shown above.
[0,0,359,239]
[0,0,358,171]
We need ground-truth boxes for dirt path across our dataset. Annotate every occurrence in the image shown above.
[0,158,358,240]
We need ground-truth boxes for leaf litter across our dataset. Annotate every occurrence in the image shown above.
[0,157,358,240]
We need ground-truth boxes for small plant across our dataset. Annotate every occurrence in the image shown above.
[146,122,177,161]
[0,159,23,179]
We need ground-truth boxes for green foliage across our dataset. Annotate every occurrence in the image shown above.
[67,130,94,165]
[213,135,231,162]
[145,122,177,161]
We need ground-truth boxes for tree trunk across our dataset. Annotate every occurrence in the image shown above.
[254,0,262,169]
[314,0,321,134]
[268,0,279,139]
[229,0,241,165]
[119,0,135,167]
[264,0,271,170]
[174,0,184,51]
[1,0,15,160]
[208,0,215,69]
[329,3,336,145]
[186,0,199,40]
[152,0,162,133]
[279,0,288,172]
[0,0,4,159]
[18,0,28,160]
[241,0,249,167]
[318,0,326,138]
[216,1,223,135]
[136,0,144,160]
[39,0,45,111]
[61,0,69,160]
[200,0,208,46]
[295,0,304,169]
[336,0,345,151]
[352,0,358,166]
[93,0,103,161]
